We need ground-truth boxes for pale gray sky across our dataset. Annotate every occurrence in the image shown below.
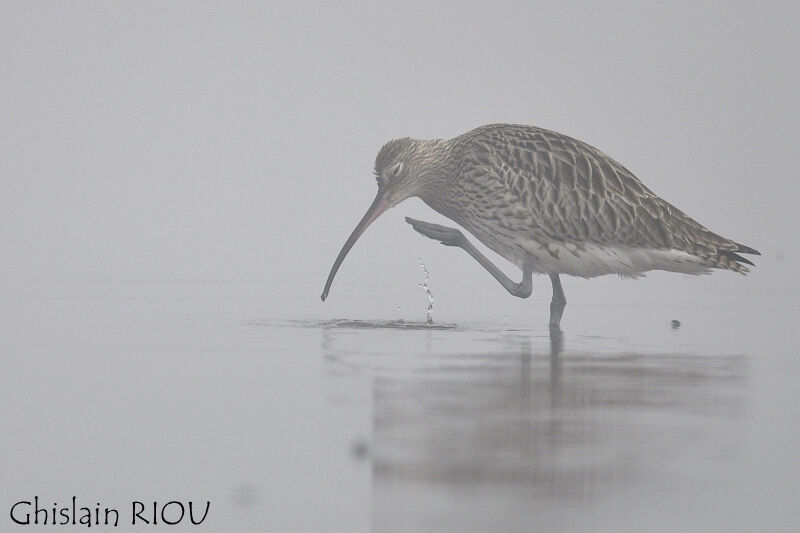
[2,2,798,311]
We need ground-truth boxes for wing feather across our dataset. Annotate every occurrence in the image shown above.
[454,124,752,270]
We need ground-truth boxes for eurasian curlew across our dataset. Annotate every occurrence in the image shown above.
[321,124,759,327]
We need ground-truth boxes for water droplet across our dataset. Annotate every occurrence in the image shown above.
[504,315,509,321]
[417,257,434,325]
[396,306,401,311]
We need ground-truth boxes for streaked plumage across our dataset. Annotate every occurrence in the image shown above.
[322,123,759,326]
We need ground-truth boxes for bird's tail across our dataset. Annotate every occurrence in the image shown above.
[717,242,761,273]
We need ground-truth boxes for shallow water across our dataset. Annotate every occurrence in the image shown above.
[2,279,799,532]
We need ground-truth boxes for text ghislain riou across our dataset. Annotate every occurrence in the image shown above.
[10,497,210,527]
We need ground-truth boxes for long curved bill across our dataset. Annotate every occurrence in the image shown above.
[321,191,390,301]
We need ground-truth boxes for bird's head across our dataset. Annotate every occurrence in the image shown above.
[321,137,442,301]
[372,137,425,207]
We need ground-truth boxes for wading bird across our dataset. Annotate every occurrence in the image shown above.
[321,124,759,327]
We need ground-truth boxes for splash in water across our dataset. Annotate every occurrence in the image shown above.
[418,257,434,324]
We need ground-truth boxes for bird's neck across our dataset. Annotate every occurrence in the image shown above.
[413,139,454,204]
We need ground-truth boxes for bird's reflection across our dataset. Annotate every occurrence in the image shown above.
[320,323,746,532]
[549,325,564,357]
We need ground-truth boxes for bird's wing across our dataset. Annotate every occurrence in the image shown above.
[461,124,739,256]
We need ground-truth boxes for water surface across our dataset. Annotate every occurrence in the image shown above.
[1,280,798,532]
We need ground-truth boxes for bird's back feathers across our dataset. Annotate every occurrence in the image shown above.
[448,124,758,274]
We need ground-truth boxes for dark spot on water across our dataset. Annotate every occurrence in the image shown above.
[230,484,258,509]
[351,438,369,461]
[671,319,681,329]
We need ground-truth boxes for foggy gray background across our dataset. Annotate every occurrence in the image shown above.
[3,2,800,533]
[2,2,798,307]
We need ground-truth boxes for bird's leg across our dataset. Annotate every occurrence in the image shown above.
[549,273,566,328]
[405,217,532,298]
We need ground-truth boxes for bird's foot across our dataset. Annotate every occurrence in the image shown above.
[405,217,466,247]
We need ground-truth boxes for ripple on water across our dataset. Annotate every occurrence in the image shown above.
[321,318,456,330]
[248,318,458,331]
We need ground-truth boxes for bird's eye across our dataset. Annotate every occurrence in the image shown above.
[389,162,403,178]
